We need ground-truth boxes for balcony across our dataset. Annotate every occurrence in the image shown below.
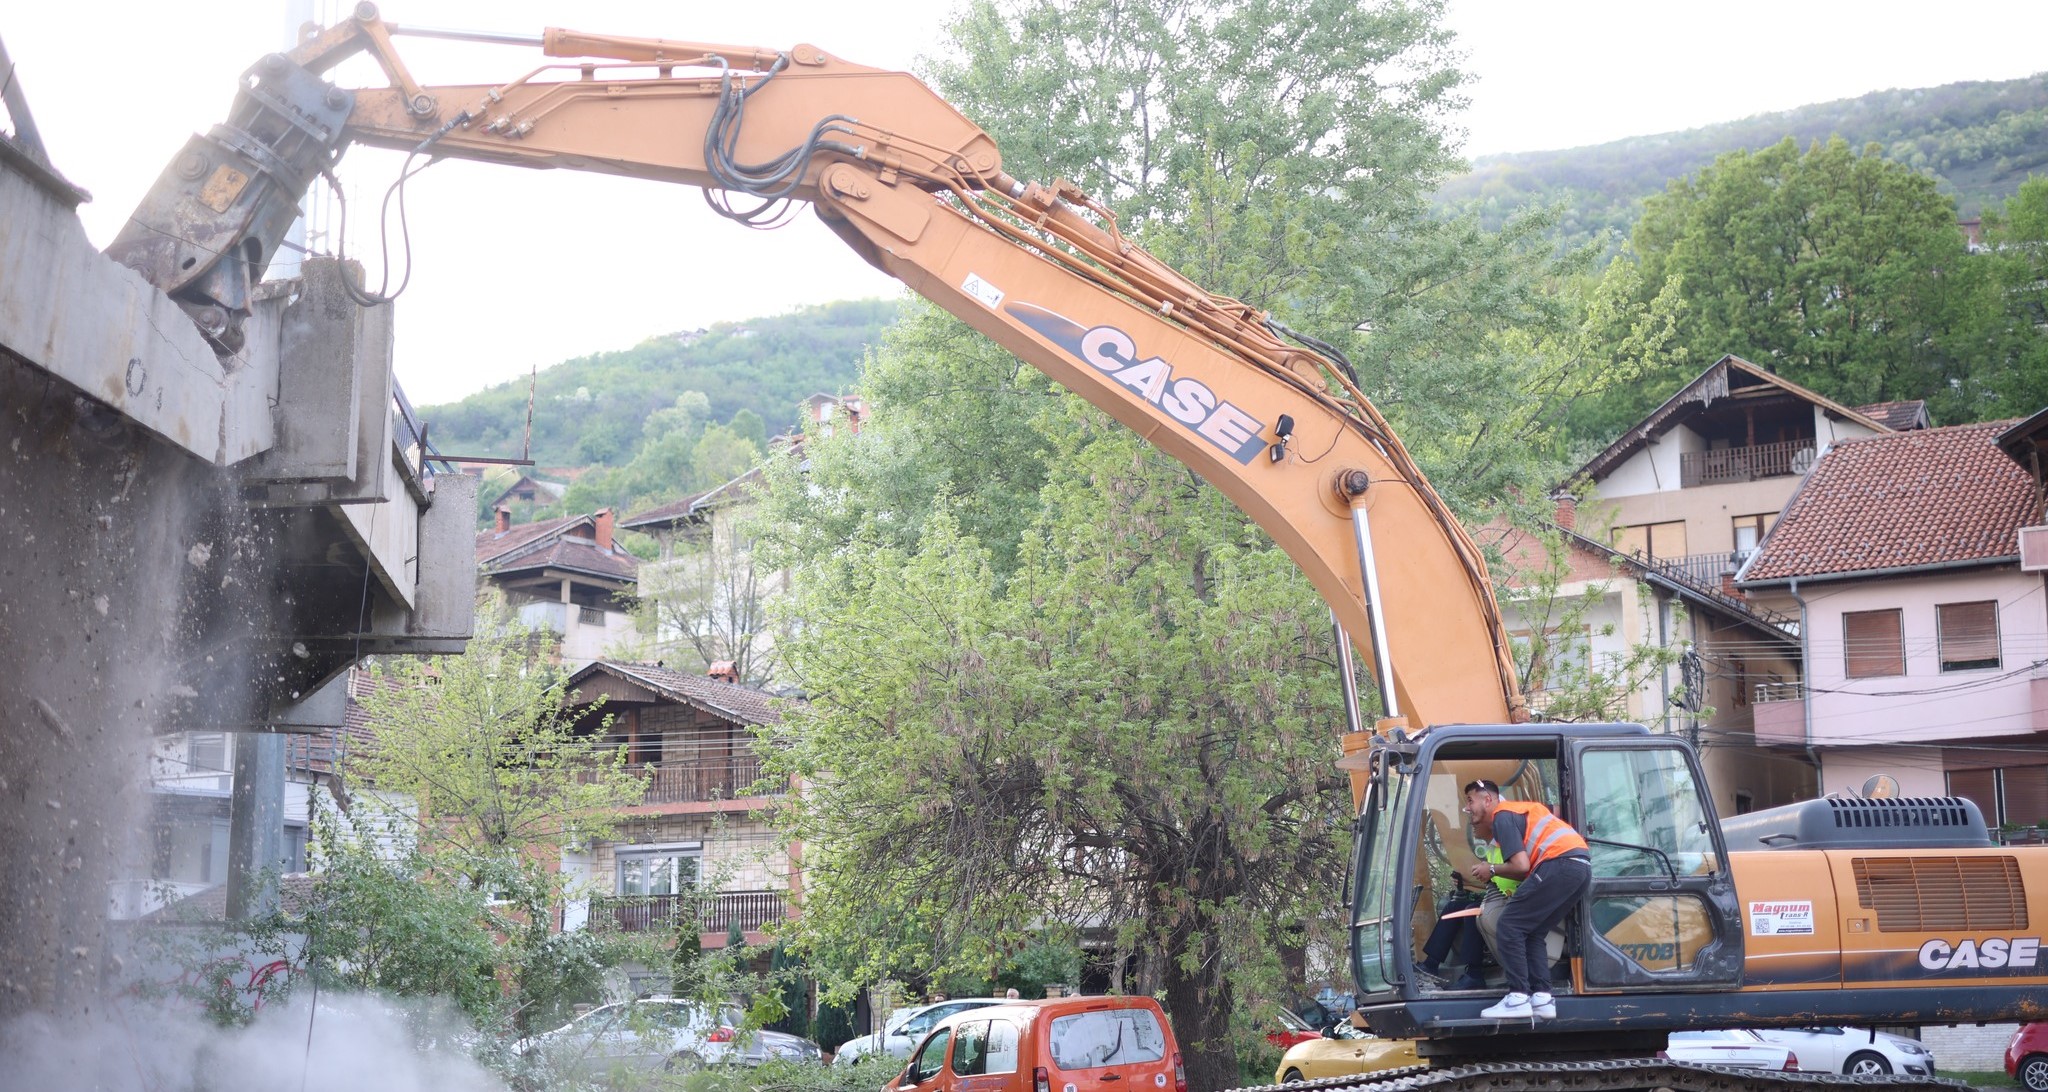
[1752,681,1807,746]
[1679,439,1816,487]
[591,889,787,934]
[578,755,778,806]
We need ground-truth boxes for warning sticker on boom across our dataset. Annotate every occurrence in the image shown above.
[1748,900,1814,936]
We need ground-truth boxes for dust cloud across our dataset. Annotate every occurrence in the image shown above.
[0,992,510,1092]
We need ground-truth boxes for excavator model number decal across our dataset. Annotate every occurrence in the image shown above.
[1006,302,1268,465]
[1919,937,2040,971]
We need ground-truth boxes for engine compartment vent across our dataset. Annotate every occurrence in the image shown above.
[1852,855,2029,932]
[1720,795,1992,851]
[1829,796,1979,829]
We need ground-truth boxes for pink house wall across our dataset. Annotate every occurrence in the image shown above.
[1801,568,2046,757]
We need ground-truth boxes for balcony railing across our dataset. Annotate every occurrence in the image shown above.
[576,755,778,805]
[1753,681,1807,704]
[1644,550,1744,589]
[592,889,787,934]
[1679,439,1816,487]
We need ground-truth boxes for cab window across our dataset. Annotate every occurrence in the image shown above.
[907,1029,952,1085]
[1580,747,1718,875]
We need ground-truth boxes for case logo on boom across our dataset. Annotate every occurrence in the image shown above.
[1004,301,1268,465]
[1918,936,2040,971]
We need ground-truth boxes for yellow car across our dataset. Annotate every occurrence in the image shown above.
[1273,1022,1420,1084]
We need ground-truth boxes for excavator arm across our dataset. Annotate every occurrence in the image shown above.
[106,7,1525,792]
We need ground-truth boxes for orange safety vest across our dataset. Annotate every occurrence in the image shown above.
[1492,799,1588,870]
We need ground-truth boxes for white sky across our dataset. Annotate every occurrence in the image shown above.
[8,1,2048,406]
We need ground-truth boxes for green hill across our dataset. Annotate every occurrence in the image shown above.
[422,297,905,468]
[1439,73,2048,245]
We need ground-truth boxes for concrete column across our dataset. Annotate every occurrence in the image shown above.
[225,732,285,920]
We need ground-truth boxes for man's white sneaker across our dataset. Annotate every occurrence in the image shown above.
[1479,993,1532,1019]
[1530,992,1557,1018]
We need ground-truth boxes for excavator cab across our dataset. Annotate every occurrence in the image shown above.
[1348,724,1745,1046]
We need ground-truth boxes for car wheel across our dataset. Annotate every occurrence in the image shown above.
[1282,1068,1305,1084]
[666,1051,705,1074]
[1844,1051,1891,1077]
[2020,1054,2048,1092]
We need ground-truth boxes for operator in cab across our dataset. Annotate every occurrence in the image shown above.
[1460,779,1590,1020]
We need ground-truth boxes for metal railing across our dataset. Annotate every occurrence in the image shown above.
[576,755,777,805]
[1679,439,1815,487]
[1644,550,1744,588]
[592,889,787,934]
[1753,681,1806,704]
[1623,550,1799,633]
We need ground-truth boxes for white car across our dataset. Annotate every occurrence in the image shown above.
[1753,1027,1935,1076]
[1659,1029,1796,1070]
[516,998,819,1081]
[834,999,1006,1065]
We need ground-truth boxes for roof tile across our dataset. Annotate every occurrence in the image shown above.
[568,661,787,726]
[1743,421,2032,582]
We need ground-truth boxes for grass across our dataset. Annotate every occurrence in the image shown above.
[1945,1069,2018,1088]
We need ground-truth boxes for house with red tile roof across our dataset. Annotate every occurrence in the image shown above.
[477,507,639,668]
[1736,419,2048,827]
[1506,355,1924,815]
[555,660,799,990]
[1491,508,1808,818]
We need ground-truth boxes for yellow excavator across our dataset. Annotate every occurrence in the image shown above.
[111,7,2045,1088]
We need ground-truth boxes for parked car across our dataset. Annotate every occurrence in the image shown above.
[2008,1022,2048,1091]
[759,1028,826,1063]
[885,995,1183,1092]
[1658,1029,1796,1071]
[514,998,820,1084]
[1273,1022,1418,1084]
[1262,1003,1322,1051]
[1752,1027,1934,1076]
[835,998,1008,1065]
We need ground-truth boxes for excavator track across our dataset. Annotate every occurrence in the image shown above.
[1229,1061,1966,1092]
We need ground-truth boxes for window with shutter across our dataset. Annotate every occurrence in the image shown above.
[2004,766,2048,827]
[1947,769,1999,826]
[1936,600,2001,672]
[1843,609,1905,678]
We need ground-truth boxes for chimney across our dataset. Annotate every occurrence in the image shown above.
[495,506,512,533]
[708,660,738,684]
[594,508,614,551]
[1551,493,1576,532]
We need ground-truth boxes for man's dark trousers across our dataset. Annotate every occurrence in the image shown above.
[1496,857,1590,995]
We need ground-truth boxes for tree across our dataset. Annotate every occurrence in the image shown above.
[1973,175,2048,416]
[634,501,788,685]
[766,451,1354,1088]
[351,620,646,869]
[932,0,1587,517]
[344,617,655,1034]
[1582,137,1983,436]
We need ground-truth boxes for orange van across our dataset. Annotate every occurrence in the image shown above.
[884,995,1185,1092]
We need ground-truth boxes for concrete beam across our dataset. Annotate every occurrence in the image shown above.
[0,162,277,465]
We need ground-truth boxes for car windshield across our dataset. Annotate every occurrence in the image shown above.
[1048,1009,1167,1070]
[1270,1006,1313,1032]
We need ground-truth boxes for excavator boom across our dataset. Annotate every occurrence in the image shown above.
[106,7,1526,787]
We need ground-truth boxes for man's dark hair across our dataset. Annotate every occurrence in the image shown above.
[1463,779,1500,796]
